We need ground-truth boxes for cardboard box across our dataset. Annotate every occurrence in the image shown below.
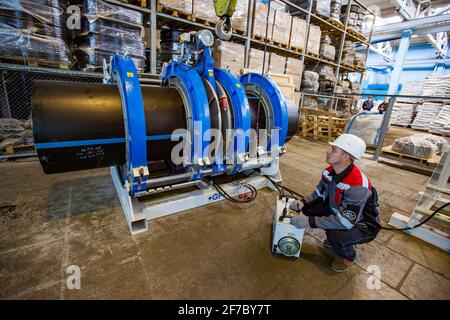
[158,0,193,15]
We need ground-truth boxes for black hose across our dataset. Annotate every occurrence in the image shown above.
[265,175,305,200]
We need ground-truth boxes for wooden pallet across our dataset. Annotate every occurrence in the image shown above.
[382,145,441,166]
[4,144,35,155]
[0,56,69,69]
[193,16,215,27]
[291,46,304,54]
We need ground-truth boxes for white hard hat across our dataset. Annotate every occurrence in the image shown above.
[329,134,366,160]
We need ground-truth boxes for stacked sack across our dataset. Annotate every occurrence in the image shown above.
[158,0,193,16]
[0,0,70,67]
[429,104,450,136]
[73,0,146,72]
[319,35,335,61]
[287,0,331,17]
[301,70,319,92]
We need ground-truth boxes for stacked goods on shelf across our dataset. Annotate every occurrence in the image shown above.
[248,48,269,74]
[231,0,248,33]
[288,14,321,56]
[0,118,33,154]
[390,102,416,127]
[74,0,146,72]
[350,81,361,94]
[158,0,193,16]
[411,102,443,131]
[159,28,184,64]
[214,40,245,76]
[0,0,70,68]
[410,75,450,131]
[319,35,335,61]
[272,3,292,46]
[287,0,331,18]
[315,63,336,93]
[429,104,450,136]
[286,58,302,90]
[301,70,319,92]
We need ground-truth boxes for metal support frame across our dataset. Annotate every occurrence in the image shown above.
[111,157,281,235]
[373,29,412,161]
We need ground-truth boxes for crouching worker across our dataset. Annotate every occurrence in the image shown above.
[289,134,381,272]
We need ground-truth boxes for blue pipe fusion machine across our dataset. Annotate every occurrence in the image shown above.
[31,30,299,234]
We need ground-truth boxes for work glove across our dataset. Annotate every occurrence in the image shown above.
[290,212,309,229]
[289,199,304,212]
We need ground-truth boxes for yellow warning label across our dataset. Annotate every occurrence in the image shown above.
[236,83,241,88]
[127,72,134,77]
[208,70,214,77]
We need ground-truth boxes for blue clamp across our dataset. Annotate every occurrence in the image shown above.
[162,61,211,180]
[214,68,251,174]
[109,55,149,194]
[239,73,288,149]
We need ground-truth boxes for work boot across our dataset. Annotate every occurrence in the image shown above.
[331,257,354,272]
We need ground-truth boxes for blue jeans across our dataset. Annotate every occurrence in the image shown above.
[303,199,377,261]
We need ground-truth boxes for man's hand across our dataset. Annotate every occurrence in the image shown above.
[290,212,309,229]
[289,199,304,212]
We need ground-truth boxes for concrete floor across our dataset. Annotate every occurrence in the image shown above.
[0,138,449,300]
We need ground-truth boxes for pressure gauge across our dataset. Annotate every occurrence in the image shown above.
[196,30,214,48]
[278,236,300,257]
